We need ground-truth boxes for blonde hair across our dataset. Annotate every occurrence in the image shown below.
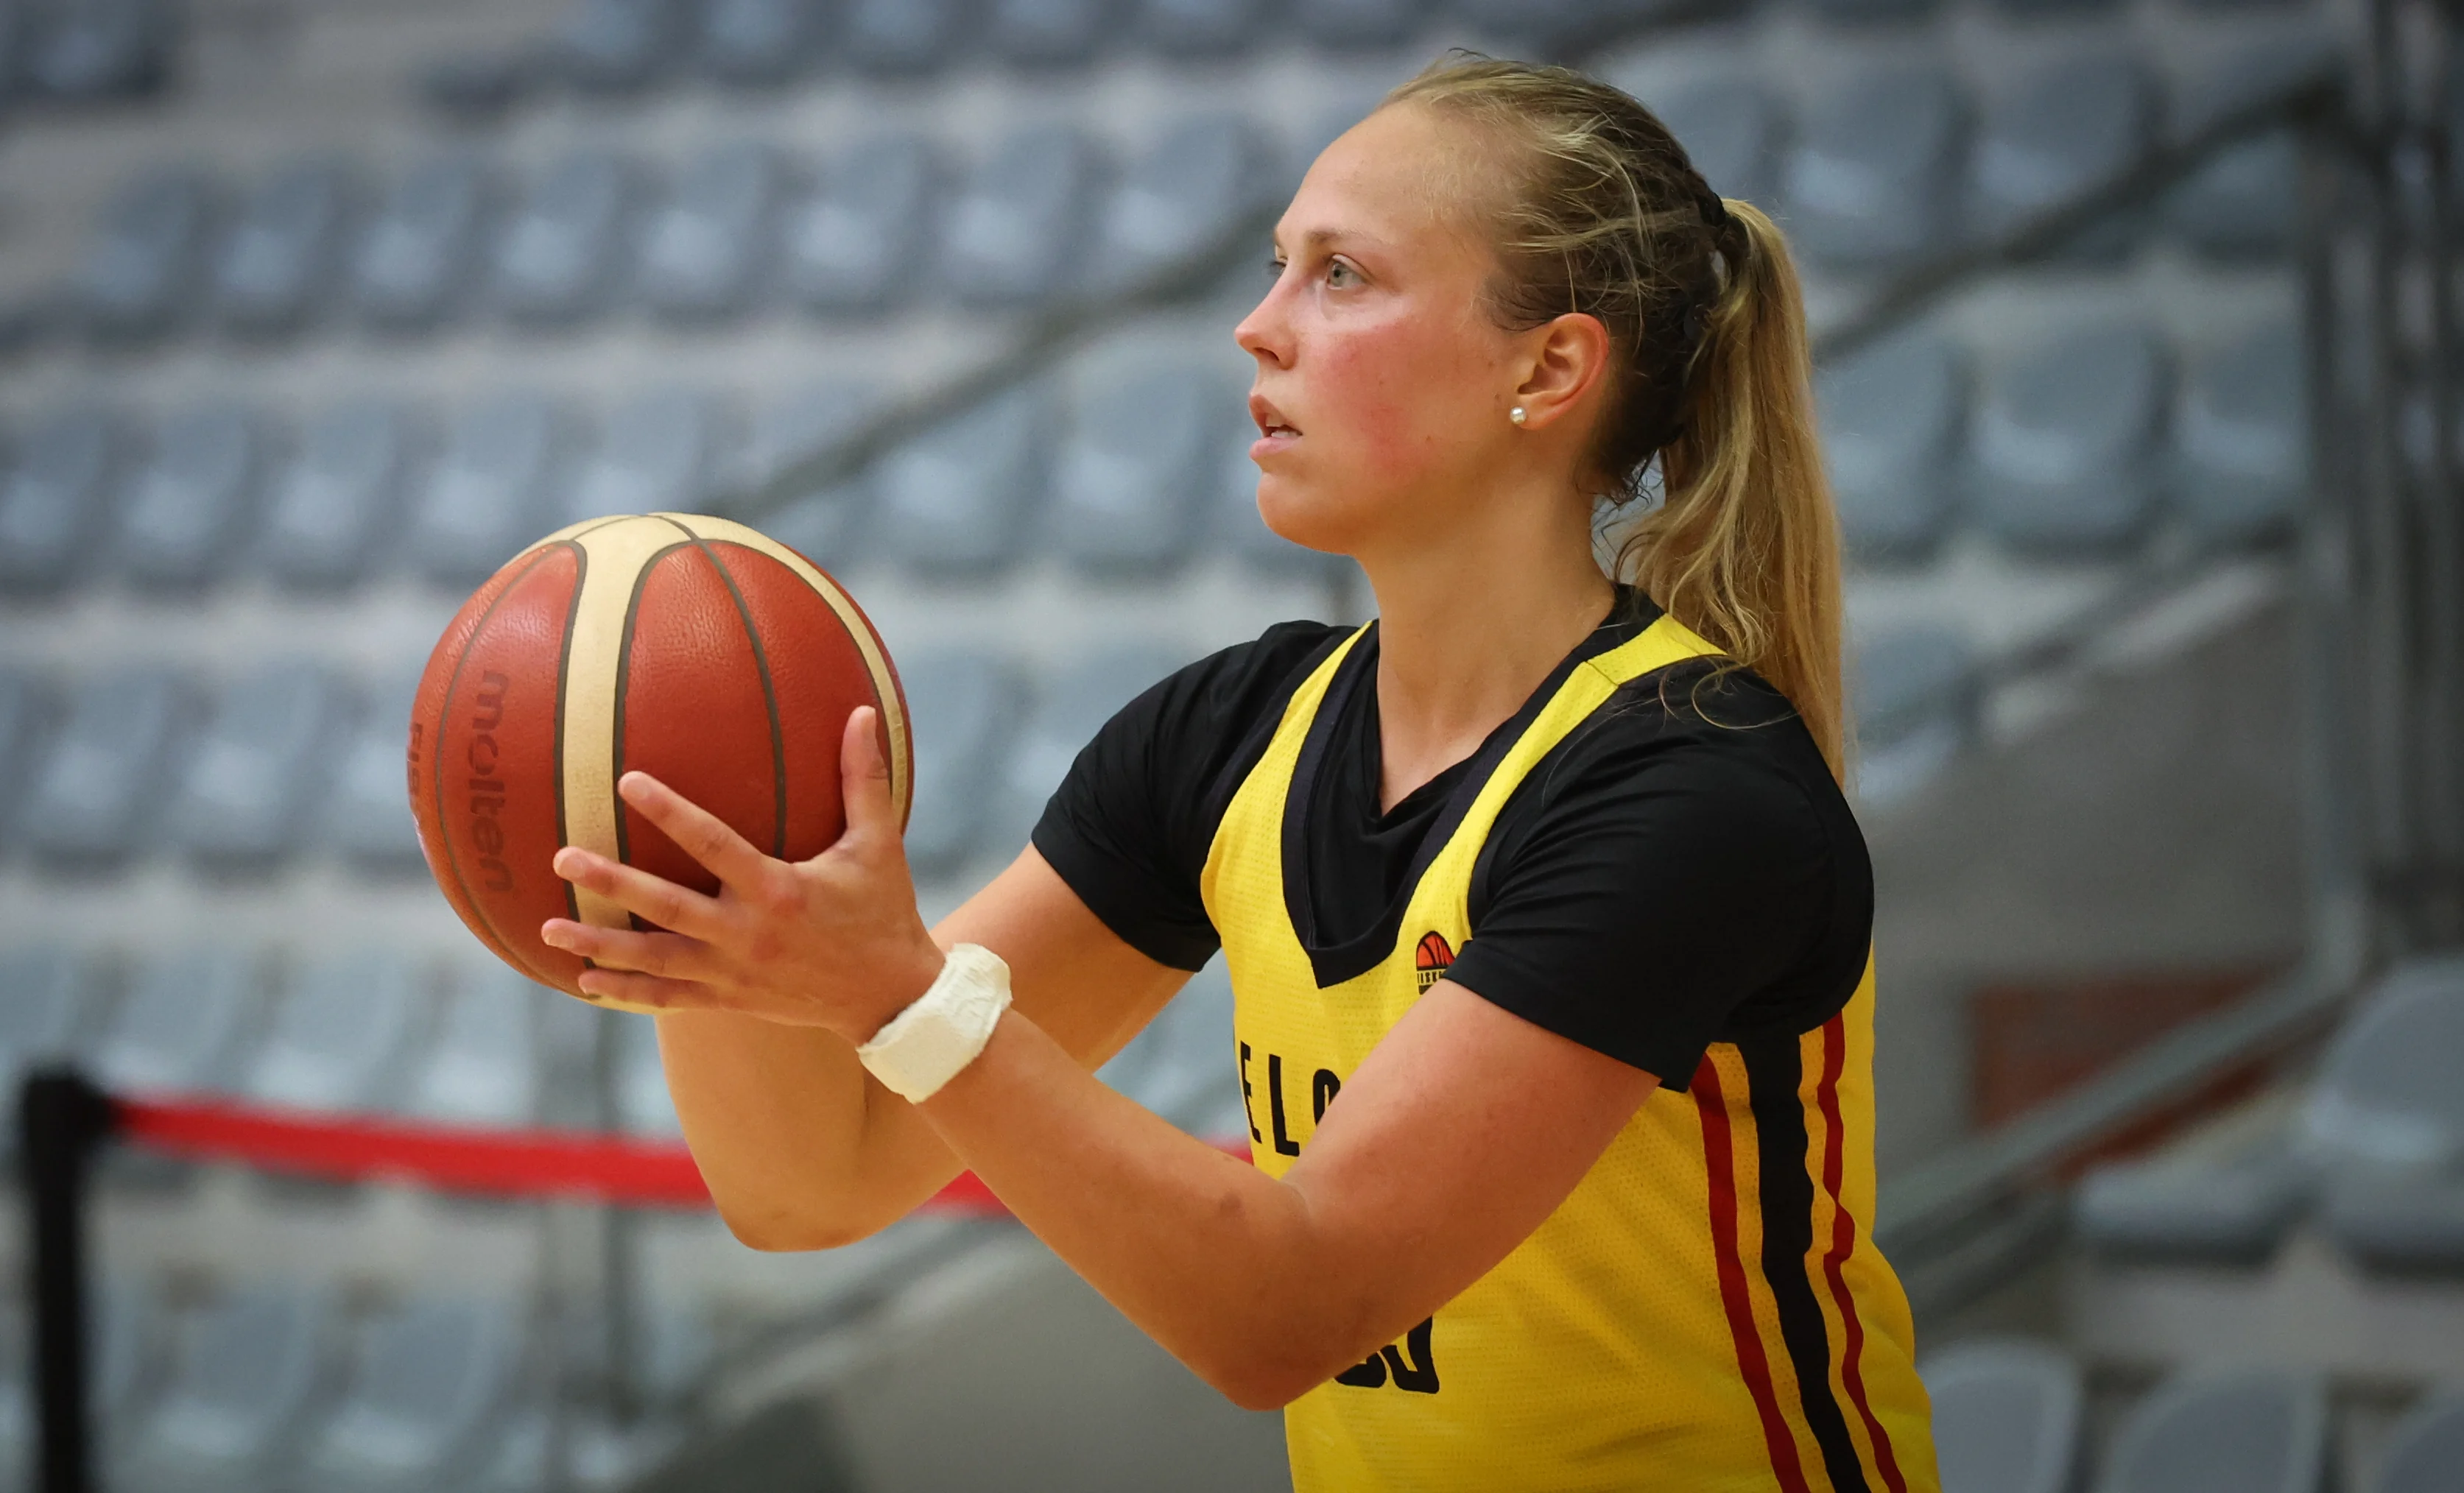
[1385,57,1848,781]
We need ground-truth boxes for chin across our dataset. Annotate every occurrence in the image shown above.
[1256,471,1367,557]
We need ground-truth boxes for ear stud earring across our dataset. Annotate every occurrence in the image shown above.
[1510,406,1528,426]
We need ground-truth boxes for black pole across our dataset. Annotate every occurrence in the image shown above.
[19,1069,116,1493]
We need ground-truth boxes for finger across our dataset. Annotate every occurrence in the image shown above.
[613,773,773,892]
[552,847,729,940]
[541,919,720,981]
[574,967,718,1012]
[837,705,898,850]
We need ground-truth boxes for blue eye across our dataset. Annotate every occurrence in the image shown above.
[1326,260,1360,287]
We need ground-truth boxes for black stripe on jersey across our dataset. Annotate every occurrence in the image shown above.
[1742,1031,1873,1493]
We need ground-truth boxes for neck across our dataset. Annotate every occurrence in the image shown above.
[1356,476,1615,813]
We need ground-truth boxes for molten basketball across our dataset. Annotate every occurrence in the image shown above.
[408,512,909,1011]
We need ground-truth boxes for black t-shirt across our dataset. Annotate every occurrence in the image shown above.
[1029,594,1875,1090]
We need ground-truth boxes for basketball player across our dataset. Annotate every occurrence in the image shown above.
[542,56,1942,1492]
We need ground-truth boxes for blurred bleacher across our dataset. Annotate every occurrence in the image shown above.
[0,0,2431,1487]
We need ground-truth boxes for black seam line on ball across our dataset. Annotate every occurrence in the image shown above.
[668,519,789,861]
[610,537,700,892]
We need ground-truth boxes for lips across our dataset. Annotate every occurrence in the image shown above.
[1249,393,1300,440]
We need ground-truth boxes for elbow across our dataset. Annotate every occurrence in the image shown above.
[1192,1343,1354,1413]
[714,1197,883,1254]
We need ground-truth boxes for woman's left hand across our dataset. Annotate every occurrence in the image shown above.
[538,706,946,1044]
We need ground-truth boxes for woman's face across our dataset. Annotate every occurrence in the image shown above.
[1234,105,1531,560]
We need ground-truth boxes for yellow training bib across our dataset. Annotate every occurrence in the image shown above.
[1198,616,1940,1493]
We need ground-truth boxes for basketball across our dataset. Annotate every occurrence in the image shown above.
[407,512,910,1011]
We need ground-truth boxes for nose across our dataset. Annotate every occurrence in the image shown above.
[1234,269,1293,370]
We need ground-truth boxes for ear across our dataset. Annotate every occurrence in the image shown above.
[1510,313,1613,431]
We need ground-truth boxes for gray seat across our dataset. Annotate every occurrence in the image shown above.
[779,132,934,316]
[1210,414,1347,579]
[2300,958,2464,1274]
[168,661,351,866]
[1093,113,1271,293]
[211,159,350,335]
[115,403,261,588]
[0,404,119,593]
[875,387,1047,576]
[697,0,823,83]
[1454,0,1652,46]
[295,1295,526,1490]
[1801,0,1935,25]
[1984,0,2119,23]
[1049,355,1222,573]
[1923,1339,2082,1493]
[740,380,875,564]
[323,662,426,872]
[2095,1368,2330,1493]
[1138,0,1263,55]
[549,0,684,92]
[937,124,1099,308]
[76,166,210,339]
[21,0,169,99]
[842,0,966,73]
[88,945,261,1097]
[1968,53,2154,258]
[2319,1168,2464,1276]
[1969,322,2167,557]
[114,1285,333,1493]
[615,1011,680,1137]
[407,962,546,1127]
[989,646,1187,857]
[900,649,1021,876]
[1781,66,1965,272]
[2164,35,2340,261]
[564,386,722,524]
[2175,314,2304,546]
[492,149,636,324]
[261,399,417,588]
[0,667,55,844]
[1649,73,1784,206]
[635,140,784,321]
[406,391,567,586]
[989,0,1112,66]
[2073,1145,2310,1265]
[1294,0,1426,46]
[2373,1394,2464,1493]
[1851,627,1977,802]
[0,945,94,1099]
[19,666,191,864]
[243,948,425,1113]
[1818,329,1963,562]
[351,152,491,329]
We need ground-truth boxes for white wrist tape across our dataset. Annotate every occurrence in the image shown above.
[856,944,1013,1103]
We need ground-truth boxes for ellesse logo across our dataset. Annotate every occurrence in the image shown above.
[1415,931,1454,993]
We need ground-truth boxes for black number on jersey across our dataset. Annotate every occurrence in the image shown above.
[1333,1317,1439,1395]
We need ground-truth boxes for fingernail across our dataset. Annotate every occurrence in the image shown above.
[541,922,572,950]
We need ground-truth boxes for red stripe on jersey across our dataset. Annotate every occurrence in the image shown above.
[1694,1055,1813,1493]
[1814,1019,1908,1493]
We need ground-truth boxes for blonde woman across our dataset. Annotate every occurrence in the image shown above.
[543,55,1941,1493]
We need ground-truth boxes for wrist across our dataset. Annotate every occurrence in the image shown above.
[854,944,1013,1103]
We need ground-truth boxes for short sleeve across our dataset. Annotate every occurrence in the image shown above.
[1031,621,1347,972]
[1444,672,1871,1089]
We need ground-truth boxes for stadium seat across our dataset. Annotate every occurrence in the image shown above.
[937,123,1099,308]
[1969,322,2167,556]
[77,165,211,339]
[1851,627,1979,802]
[0,668,54,843]
[323,662,425,872]
[778,132,935,316]
[2300,958,2464,1273]
[351,152,492,329]
[1293,0,1426,46]
[1781,64,1966,271]
[1209,414,1347,579]
[1968,52,2155,258]
[405,391,568,586]
[18,666,191,864]
[243,947,425,1113]
[2097,1367,2330,1493]
[1800,0,1936,24]
[408,963,546,1126]
[22,0,169,100]
[2074,1144,2310,1265]
[113,1285,334,1493]
[88,945,261,1096]
[211,158,350,335]
[0,945,94,1098]
[989,0,1113,66]
[2175,314,2305,546]
[294,1294,527,1489]
[1818,328,1963,562]
[549,0,684,93]
[260,399,417,589]
[167,660,351,865]
[1094,112,1273,292]
[635,140,784,321]
[899,648,1021,875]
[114,403,261,588]
[697,0,824,83]
[1138,0,1264,55]
[988,645,1187,858]
[1049,354,1223,573]
[1921,1338,2083,1493]
[0,403,119,593]
[873,387,1049,576]
[2163,34,2340,261]
[842,0,967,73]
[615,1012,680,1137]
[492,148,636,324]
[564,386,722,524]
[1646,71,1784,207]
[739,380,875,563]
[2320,1168,2464,1276]
[2373,1394,2464,1493]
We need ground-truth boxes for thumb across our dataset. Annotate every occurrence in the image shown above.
[838,705,899,850]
